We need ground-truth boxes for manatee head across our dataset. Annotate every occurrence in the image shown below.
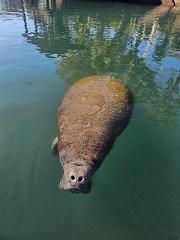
[59,161,93,193]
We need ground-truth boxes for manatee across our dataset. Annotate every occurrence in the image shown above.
[52,76,133,193]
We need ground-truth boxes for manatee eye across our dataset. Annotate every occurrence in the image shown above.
[78,176,84,182]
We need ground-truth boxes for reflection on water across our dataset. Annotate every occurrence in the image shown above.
[0,0,180,239]
[19,0,180,126]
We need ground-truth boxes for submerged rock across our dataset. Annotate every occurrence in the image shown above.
[52,76,133,193]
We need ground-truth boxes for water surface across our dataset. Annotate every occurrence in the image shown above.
[0,0,180,239]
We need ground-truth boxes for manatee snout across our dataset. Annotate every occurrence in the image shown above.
[59,162,93,193]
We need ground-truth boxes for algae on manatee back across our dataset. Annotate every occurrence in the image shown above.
[52,76,133,193]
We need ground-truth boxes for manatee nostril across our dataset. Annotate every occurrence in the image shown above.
[78,176,84,183]
[70,175,76,181]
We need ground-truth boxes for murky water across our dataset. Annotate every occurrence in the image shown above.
[0,0,180,239]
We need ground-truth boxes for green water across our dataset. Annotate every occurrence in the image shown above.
[0,0,180,239]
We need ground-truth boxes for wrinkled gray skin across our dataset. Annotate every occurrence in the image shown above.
[52,76,133,194]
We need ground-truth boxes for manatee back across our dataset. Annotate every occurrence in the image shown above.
[58,76,133,166]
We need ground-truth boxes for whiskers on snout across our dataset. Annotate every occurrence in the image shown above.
[58,161,93,193]
[59,179,92,193]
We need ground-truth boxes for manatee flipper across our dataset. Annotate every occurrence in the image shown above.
[51,136,58,156]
